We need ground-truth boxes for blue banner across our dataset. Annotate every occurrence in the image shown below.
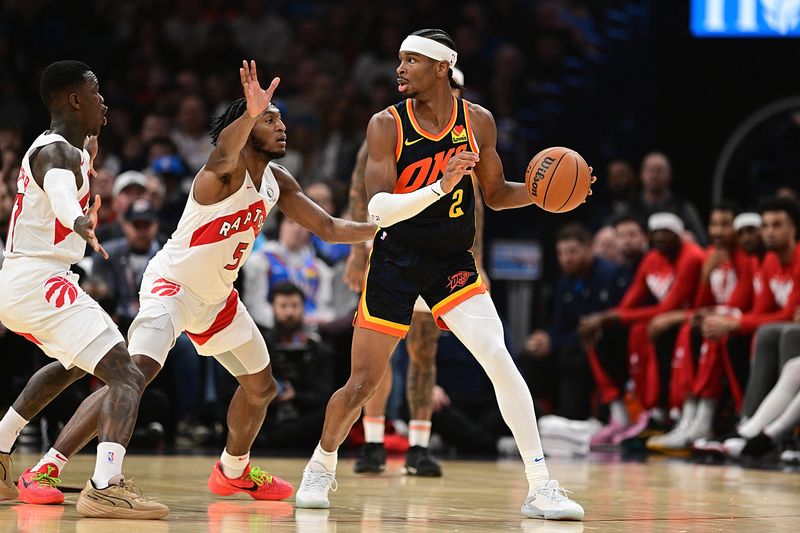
[691,0,800,37]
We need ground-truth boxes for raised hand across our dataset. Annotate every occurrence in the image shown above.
[85,135,99,177]
[74,194,108,260]
[584,166,597,203]
[240,60,280,119]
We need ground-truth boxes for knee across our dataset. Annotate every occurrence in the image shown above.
[132,354,162,385]
[245,376,278,405]
[345,374,382,406]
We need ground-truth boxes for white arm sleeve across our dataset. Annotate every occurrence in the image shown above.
[43,168,84,229]
[367,181,445,227]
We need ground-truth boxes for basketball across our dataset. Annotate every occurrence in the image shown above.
[524,147,592,213]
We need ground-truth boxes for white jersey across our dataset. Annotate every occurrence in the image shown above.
[3,132,91,267]
[147,163,280,303]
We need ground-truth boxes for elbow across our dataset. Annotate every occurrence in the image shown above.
[367,193,396,227]
[482,190,503,211]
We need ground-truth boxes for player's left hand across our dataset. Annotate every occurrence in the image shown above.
[240,60,280,118]
[74,194,108,260]
[85,135,99,177]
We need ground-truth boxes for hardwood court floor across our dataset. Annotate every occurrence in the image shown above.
[1,453,799,532]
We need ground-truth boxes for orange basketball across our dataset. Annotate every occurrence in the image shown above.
[524,147,592,213]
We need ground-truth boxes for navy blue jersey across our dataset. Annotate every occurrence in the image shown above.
[384,97,478,256]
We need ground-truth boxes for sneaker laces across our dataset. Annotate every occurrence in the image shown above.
[32,465,62,488]
[537,481,572,503]
[116,478,144,500]
[303,469,338,493]
[247,466,274,486]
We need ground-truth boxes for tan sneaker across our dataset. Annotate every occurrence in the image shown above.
[76,478,169,519]
[0,451,19,500]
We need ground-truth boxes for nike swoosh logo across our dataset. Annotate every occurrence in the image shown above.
[404,137,424,146]
[534,457,544,462]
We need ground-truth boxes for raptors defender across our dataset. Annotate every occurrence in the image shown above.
[0,60,167,519]
[17,61,374,505]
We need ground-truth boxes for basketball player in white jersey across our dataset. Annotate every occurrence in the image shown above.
[0,60,168,519]
[19,60,375,503]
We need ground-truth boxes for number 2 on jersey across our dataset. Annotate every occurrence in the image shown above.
[225,242,249,271]
[449,189,464,218]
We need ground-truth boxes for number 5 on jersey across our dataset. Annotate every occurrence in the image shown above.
[449,189,464,218]
[225,242,249,271]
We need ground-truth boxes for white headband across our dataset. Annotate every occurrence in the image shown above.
[734,212,762,231]
[400,35,458,67]
[452,67,464,87]
[648,212,685,236]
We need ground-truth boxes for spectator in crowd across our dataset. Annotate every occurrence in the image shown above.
[150,154,190,235]
[581,212,705,445]
[171,94,213,174]
[629,153,708,246]
[96,170,148,243]
[611,213,648,282]
[244,213,334,329]
[258,283,333,450]
[305,180,356,317]
[592,225,620,264]
[91,199,162,332]
[605,159,639,220]
[91,168,117,228]
[522,224,627,420]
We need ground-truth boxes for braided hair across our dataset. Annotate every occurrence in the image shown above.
[409,29,460,89]
[209,98,247,146]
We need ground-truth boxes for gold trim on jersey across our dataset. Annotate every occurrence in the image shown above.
[462,99,480,154]
[387,105,404,162]
[405,98,458,141]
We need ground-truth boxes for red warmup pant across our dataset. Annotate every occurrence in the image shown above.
[587,321,660,409]
[669,326,747,412]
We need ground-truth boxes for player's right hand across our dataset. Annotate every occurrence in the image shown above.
[440,151,479,194]
[74,194,109,260]
[240,60,280,118]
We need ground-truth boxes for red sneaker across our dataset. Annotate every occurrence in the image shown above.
[17,464,65,505]
[207,461,293,501]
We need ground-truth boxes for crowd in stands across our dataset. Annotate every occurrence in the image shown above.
[1,1,799,468]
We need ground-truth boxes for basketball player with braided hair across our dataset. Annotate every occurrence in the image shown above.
[297,29,590,520]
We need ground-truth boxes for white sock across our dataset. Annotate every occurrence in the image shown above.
[409,420,432,447]
[609,400,631,426]
[92,442,126,489]
[672,398,698,435]
[309,442,338,473]
[441,295,549,493]
[522,448,550,493]
[686,398,715,436]
[363,416,385,444]
[739,358,800,438]
[220,448,249,479]
[0,407,28,453]
[33,447,69,474]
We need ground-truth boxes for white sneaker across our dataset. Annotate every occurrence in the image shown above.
[780,449,800,465]
[722,437,746,459]
[295,467,337,509]
[521,480,584,521]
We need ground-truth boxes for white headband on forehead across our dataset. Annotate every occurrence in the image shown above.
[734,212,762,231]
[400,35,458,67]
[648,212,685,236]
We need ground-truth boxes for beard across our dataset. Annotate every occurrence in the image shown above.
[250,134,286,159]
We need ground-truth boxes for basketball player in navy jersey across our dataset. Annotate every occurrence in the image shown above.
[297,29,589,520]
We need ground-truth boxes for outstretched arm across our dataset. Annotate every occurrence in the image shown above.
[205,61,280,179]
[273,165,375,244]
[343,140,370,291]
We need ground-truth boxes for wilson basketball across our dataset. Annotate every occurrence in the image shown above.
[524,147,591,213]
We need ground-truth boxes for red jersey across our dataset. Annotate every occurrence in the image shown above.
[693,246,753,309]
[616,240,705,324]
[737,243,800,334]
